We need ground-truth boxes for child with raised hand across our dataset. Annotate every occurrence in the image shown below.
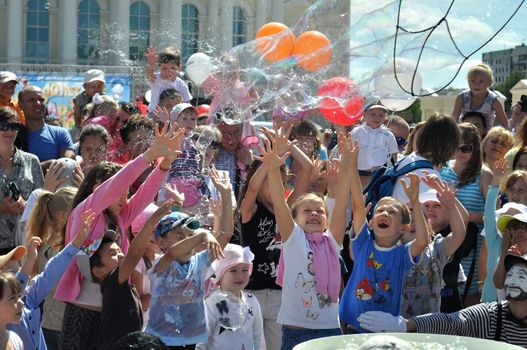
[145,167,233,348]
[4,209,95,350]
[235,125,313,350]
[452,63,509,130]
[340,143,429,333]
[399,178,466,318]
[145,46,192,114]
[254,130,351,349]
[55,122,185,350]
[76,201,174,350]
[198,244,265,350]
[481,159,527,302]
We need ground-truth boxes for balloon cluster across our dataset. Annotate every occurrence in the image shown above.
[186,1,430,126]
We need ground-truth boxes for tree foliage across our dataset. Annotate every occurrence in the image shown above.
[495,70,526,112]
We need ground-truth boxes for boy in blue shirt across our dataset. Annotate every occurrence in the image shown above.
[339,142,429,333]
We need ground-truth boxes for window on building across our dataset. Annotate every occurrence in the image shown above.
[130,1,150,61]
[232,6,247,46]
[26,0,49,63]
[182,4,199,66]
[78,0,101,64]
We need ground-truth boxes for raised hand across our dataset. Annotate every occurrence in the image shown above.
[401,173,421,203]
[26,236,42,262]
[260,125,293,157]
[311,158,328,182]
[492,158,507,187]
[436,180,458,209]
[153,105,170,123]
[72,164,85,188]
[203,233,224,261]
[338,132,358,168]
[164,183,185,208]
[43,160,66,191]
[210,166,232,195]
[323,159,340,197]
[72,209,96,249]
[254,136,290,171]
[421,171,444,193]
[145,47,158,65]
[145,122,185,164]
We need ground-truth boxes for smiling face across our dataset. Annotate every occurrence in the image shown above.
[505,263,527,301]
[371,198,410,243]
[293,197,328,233]
[0,113,20,147]
[483,135,511,161]
[468,73,492,96]
[220,263,252,296]
[506,178,527,205]
[364,108,387,129]
[19,87,47,120]
[92,242,124,281]
[0,81,17,102]
[159,62,179,81]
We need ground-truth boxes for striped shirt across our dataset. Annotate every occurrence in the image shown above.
[413,301,527,348]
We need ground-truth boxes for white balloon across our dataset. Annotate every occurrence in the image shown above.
[374,58,422,111]
[380,98,417,112]
[186,53,214,87]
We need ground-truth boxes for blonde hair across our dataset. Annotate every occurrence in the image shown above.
[290,193,328,220]
[481,127,513,161]
[26,187,77,249]
[467,63,494,85]
[504,170,527,195]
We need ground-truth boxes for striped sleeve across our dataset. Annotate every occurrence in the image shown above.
[412,303,496,339]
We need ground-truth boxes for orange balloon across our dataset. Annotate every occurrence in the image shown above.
[293,31,332,71]
[256,22,296,62]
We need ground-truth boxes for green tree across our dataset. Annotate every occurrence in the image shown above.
[495,70,526,112]
[397,98,422,124]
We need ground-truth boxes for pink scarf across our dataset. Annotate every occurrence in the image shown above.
[277,231,341,302]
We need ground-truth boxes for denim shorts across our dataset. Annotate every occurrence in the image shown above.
[280,327,342,350]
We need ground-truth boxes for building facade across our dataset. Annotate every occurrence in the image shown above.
[483,44,527,84]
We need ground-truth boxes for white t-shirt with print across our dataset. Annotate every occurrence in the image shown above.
[277,224,341,329]
[351,124,398,170]
[198,290,265,350]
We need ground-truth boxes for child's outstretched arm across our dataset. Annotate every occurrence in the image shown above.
[155,231,224,273]
[330,132,354,246]
[349,141,366,236]
[145,47,157,83]
[118,201,173,284]
[436,180,466,257]
[401,174,428,258]
[493,98,510,130]
[254,129,293,241]
[210,167,234,249]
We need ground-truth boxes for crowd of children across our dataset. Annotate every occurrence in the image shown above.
[2,49,527,350]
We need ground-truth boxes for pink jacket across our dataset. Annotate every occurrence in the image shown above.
[54,155,166,302]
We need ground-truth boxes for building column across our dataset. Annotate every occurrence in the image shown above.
[109,0,129,65]
[220,0,233,51]
[158,0,181,51]
[247,16,255,42]
[255,1,268,31]
[207,0,220,54]
[60,0,77,64]
[271,0,284,22]
[6,0,23,63]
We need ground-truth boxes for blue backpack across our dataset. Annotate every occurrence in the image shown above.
[363,157,433,218]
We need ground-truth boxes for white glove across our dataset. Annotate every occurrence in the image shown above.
[358,311,407,333]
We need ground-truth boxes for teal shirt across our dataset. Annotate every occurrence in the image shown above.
[481,185,502,302]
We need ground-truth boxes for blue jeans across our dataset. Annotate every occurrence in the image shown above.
[280,327,342,350]
[43,328,61,350]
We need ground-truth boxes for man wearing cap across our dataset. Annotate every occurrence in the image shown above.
[18,85,75,163]
[357,250,527,347]
[73,69,106,130]
[351,102,398,186]
[0,71,25,125]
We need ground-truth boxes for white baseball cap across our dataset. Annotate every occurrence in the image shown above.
[170,103,195,123]
[84,69,105,84]
[0,71,18,84]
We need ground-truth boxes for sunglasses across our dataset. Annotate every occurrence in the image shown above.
[396,136,408,146]
[457,144,474,153]
[0,122,22,132]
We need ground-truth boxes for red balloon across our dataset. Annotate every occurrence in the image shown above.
[318,77,364,126]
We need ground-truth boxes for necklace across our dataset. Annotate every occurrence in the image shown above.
[0,149,14,162]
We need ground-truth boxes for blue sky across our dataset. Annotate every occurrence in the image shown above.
[343,0,527,91]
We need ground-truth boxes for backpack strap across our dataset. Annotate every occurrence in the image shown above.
[494,301,503,341]
[393,160,433,177]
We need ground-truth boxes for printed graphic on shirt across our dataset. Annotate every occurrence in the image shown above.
[354,252,392,305]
